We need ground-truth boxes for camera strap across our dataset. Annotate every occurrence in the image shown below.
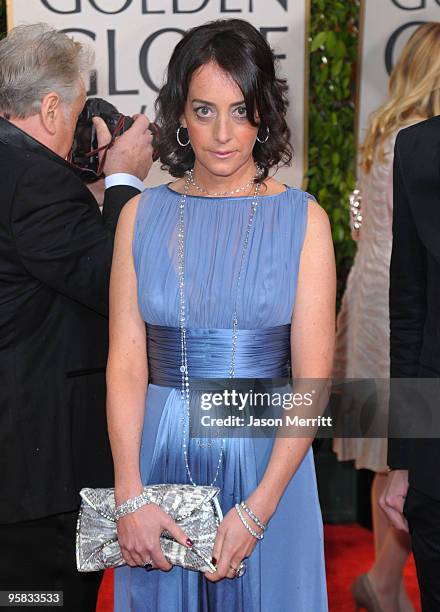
[67,114,126,179]
[89,114,126,176]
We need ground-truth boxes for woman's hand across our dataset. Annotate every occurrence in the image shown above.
[204,497,273,582]
[117,503,193,570]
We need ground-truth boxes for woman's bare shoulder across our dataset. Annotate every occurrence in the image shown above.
[115,193,143,235]
[304,198,331,242]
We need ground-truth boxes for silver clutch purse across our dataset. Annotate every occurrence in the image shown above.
[76,483,223,573]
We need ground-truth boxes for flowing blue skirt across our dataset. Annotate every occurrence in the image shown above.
[114,384,328,611]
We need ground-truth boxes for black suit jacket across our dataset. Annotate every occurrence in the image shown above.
[388,115,440,500]
[0,118,140,523]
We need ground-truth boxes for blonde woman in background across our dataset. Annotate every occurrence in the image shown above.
[333,22,440,612]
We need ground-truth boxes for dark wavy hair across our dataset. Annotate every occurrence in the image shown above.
[155,19,293,181]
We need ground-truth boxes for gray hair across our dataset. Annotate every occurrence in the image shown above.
[0,23,93,118]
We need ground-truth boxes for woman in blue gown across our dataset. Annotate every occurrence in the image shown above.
[107,19,335,611]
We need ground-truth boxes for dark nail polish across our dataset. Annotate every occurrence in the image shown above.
[211,556,217,565]
[186,538,194,547]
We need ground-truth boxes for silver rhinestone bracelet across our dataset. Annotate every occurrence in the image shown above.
[235,503,264,540]
[240,501,267,531]
[114,491,151,521]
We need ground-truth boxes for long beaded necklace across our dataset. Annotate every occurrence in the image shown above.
[177,170,261,487]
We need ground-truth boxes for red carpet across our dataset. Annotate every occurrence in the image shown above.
[97,523,421,611]
[97,568,114,611]
[325,524,421,611]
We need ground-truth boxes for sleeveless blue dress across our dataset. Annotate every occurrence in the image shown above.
[114,184,328,611]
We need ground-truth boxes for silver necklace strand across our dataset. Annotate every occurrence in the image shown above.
[177,170,261,487]
[229,186,260,376]
[187,165,263,197]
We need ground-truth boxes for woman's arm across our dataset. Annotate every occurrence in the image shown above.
[106,193,147,505]
[246,199,336,520]
[107,194,192,569]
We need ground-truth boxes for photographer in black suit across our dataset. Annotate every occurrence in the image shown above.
[0,24,153,610]
[381,117,440,611]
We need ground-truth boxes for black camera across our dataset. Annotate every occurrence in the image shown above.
[70,97,159,183]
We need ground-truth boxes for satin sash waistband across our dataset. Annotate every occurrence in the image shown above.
[146,323,291,386]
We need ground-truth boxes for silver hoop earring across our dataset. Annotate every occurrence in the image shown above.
[256,126,270,144]
[176,125,190,147]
